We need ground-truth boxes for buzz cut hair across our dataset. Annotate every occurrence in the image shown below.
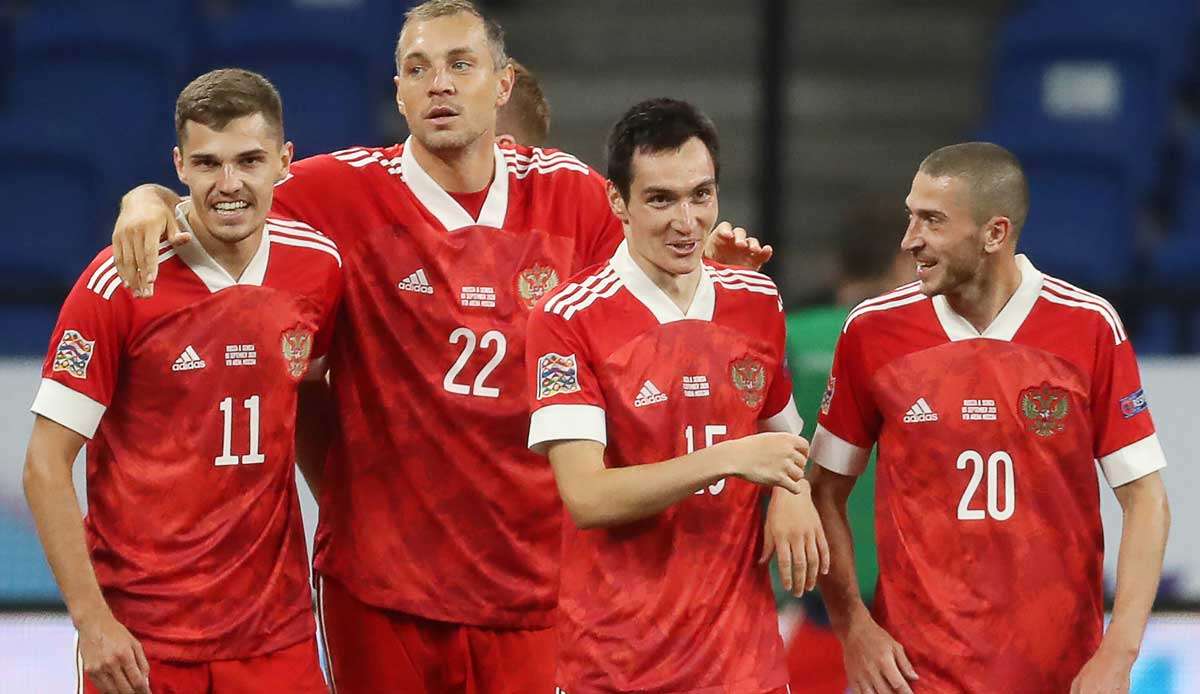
[497,60,551,146]
[918,142,1030,237]
[396,0,509,75]
[175,68,284,146]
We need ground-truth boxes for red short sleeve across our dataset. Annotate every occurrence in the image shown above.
[1090,330,1165,486]
[811,320,879,475]
[758,299,804,435]
[30,250,129,437]
[525,303,606,453]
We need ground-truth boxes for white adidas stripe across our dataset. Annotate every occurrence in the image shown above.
[561,275,625,320]
[844,292,927,332]
[269,233,342,267]
[853,282,923,310]
[265,217,317,232]
[266,223,339,252]
[86,257,116,291]
[1041,277,1126,342]
[512,163,590,179]
[332,148,369,161]
[544,267,617,314]
[1038,291,1123,345]
[712,278,779,296]
[709,267,776,287]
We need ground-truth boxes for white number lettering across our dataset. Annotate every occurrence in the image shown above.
[956,449,1015,521]
[215,395,265,467]
[686,424,728,495]
[443,327,507,398]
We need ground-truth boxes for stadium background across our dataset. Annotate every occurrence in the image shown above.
[1,0,1198,690]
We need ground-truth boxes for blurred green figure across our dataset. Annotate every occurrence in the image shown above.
[781,193,913,606]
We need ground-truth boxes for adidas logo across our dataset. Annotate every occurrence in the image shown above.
[172,345,206,372]
[903,397,939,423]
[634,380,668,407]
[398,268,434,294]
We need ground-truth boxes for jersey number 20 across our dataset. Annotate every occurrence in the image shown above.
[956,450,1015,521]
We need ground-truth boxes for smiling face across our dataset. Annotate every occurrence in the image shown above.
[173,113,292,244]
[901,172,998,297]
[610,137,718,278]
[394,12,513,154]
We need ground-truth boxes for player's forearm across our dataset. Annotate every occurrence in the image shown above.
[22,451,111,628]
[121,184,180,212]
[1104,473,1170,657]
[556,446,732,529]
[810,467,870,636]
[295,378,334,499]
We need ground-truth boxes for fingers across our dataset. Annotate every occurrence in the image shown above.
[119,649,148,693]
[107,664,136,694]
[896,645,918,681]
[128,226,160,298]
[791,538,808,596]
[752,243,774,267]
[817,526,831,577]
[140,221,161,287]
[712,221,734,239]
[775,535,794,593]
[879,649,915,694]
[114,228,137,295]
[804,534,820,592]
[133,639,150,676]
[792,435,811,456]
[758,528,775,565]
[166,215,191,246]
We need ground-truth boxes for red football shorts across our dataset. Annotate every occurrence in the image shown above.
[79,636,326,693]
[316,573,556,693]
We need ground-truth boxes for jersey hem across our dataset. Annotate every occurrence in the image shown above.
[810,424,870,475]
[30,378,106,438]
[1099,433,1167,487]
[130,611,314,663]
[529,404,607,454]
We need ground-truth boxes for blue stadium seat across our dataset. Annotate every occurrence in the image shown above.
[198,5,395,159]
[7,5,191,198]
[0,305,62,357]
[0,125,106,295]
[985,2,1179,195]
[996,142,1138,290]
[1152,129,1200,289]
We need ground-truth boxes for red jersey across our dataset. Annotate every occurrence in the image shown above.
[526,242,801,693]
[812,255,1167,692]
[30,205,342,661]
[271,141,623,627]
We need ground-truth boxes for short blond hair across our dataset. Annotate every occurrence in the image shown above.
[396,0,508,74]
[497,60,550,146]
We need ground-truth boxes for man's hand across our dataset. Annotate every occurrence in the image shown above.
[721,432,809,494]
[1070,645,1135,694]
[842,613,918,694]
[760,484,829,595]
[77,609,150,694]
[705,221,773,270]
[112,185,188,298]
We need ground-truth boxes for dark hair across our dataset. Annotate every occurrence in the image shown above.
[606,98,720,201]
[838,192,907,282]
[919,141,1030,237]
[175,68,283,145]
[397,0,508,74]
[497,60,550,146]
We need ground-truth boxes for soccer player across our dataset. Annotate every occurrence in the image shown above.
[105,2,770,691]
[495,59,550,147]
[809,142,1170,693]
[527,97,826,694]
[22,69,338,694]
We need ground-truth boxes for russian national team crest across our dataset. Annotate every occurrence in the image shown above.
[1019,382,1070,438]
[730,356,767,408]
[281,329,314,380]
[52,330,95,380]
[820,375,836,415]
[537,352,580,400]
[516,263,560,309]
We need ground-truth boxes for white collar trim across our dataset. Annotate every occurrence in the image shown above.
[932,254,1043,342]
[173,201,270,293]
[400,136,509,230]
[609,240,715,324]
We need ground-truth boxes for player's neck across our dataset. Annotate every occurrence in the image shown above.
[632,253,704,313]
[410,134,496,193]
[186,208,263,281]
[945,254,1022,334]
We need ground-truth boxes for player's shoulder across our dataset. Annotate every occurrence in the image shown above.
[284,143,405,183]
[840,281,930,336]
[1034,272,1128,345]
[500,143,598,185]
[536,258,622,322]
[265,216,342,269]
[706,260,781,306]
[74,242,182,303]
